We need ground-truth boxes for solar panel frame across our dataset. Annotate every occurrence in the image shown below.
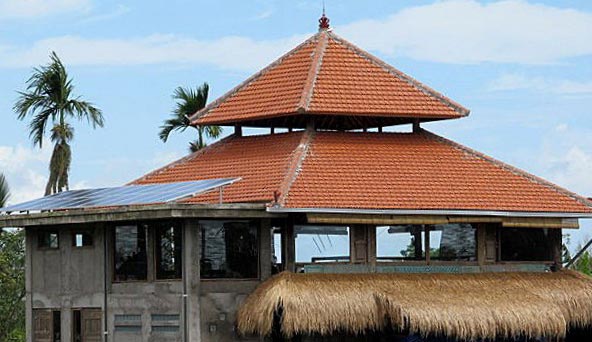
[0,178,239,213]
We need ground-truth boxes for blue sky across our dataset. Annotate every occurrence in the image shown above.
[1,0,592,247]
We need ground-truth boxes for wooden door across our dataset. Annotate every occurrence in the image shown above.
[33,310,53,342]
[81,309,102,342]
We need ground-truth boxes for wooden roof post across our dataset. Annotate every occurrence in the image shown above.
[413,119,421,133]
[234,125,243,137]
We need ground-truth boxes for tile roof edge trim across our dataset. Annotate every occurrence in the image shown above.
[327,31,470,117]
[127,134,237,185]
[423,130,592,211]
[190,33,320,125]
[297,31,328,112]
[266,207,592,218]
[277,129,315,206]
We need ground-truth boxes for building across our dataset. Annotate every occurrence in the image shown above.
[2,14,592,342]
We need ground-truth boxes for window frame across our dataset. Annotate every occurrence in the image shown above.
[374,224,479,265]
[72,230,94,249]
[153,221,183,281]
[112,223,149,283]
[199,219,261,281]
[294,224,352,266]
[37,229,60,250]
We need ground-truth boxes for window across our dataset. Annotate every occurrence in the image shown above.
[114,314,142,333]
[271,227,282,274]
[295,225,350,263]
[155,222,182,280]
[73,231,93,247]
[114,225,147,281]
[38,230,59,249]
[376,225,425,261]
[200,220,259,279]
[151,314,180,333]
[500,228,553,261]
[428,224,477,261]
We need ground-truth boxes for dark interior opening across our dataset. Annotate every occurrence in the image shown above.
[73,310,81,342]
[500,228,553,261]
[52,310,61,342]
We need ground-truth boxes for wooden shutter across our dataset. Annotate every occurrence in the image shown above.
[81,309,102,342]
[33,310,53,342]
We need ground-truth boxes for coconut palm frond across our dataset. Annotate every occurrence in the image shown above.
[0,174,9,208]
[15,51,103,195]
[159,83,222,150]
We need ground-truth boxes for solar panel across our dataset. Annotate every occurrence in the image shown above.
[0,178,239,213]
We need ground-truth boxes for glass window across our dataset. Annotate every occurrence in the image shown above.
[376,225,425,261]
[38,230,59,249]
[200,220,258,279]
[73,231,93,247]
[272,227,282,274]
[295,225,350,263]
[114,225,147,281]
[500,228,553,261]
[429,224,477,261]
[155,222,182,280]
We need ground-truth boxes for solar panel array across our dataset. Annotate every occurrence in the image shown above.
[0,178,239,213]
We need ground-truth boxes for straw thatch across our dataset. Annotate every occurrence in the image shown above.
[236,271,592,340]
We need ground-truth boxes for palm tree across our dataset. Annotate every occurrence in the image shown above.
[159,83,222,152]
[14,52,104,196]
[0,173,9,208]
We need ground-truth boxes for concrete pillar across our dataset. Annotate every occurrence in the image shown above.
[25,229,33,342]
[260,219,272,281]
[184,219,201,341]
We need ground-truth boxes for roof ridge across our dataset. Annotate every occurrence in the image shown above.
[275,129,316,207]
[190,33,322,124]
[128,134,237,185]
[423,130,592,211]
[297,31,329,112]
[327,31,470,117]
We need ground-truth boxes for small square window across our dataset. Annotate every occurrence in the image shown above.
[38,231,59,249]
[73,231,93,247]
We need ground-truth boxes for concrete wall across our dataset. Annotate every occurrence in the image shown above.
[28,224,105,342]
[27,217,274,342]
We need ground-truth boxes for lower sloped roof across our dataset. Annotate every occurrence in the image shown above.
[133,130,592,214]
[236,271,592,339]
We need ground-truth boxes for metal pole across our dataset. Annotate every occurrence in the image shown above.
[566,237,592,268]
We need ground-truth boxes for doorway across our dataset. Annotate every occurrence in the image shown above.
[72,309,102,342]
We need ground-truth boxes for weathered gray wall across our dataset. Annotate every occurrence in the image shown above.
[27,218,273,342]
[28,225,105,342]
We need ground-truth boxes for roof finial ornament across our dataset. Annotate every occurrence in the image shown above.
[319,0,330,31]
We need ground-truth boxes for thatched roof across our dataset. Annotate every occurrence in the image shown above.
[236,271,592,340]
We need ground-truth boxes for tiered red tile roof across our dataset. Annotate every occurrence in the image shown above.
[134,21,592,215]
[191,30,469,128]
[134,131,592,214]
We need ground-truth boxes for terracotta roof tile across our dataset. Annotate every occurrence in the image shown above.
[133,131,592,214]
[282,131,592,213]
[134,132,307,204]
[193,31,468,127]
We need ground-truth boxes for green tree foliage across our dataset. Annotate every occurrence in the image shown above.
[573,250,592,276]
[159,83,222,152]
[0,229,25,341]
[14,51,104,196]
[0,173,9,208]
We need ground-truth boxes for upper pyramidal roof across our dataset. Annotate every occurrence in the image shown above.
[190,14,470,130]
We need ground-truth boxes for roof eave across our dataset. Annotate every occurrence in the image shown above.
[266,206,592,218]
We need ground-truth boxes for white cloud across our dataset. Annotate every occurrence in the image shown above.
[1,1,591,70]
[0,0,90,19]
[0,33,307,71]
[78,4,130,24]
[338,0,592,64]
[489,73,592,95]
[0,144,51,204]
